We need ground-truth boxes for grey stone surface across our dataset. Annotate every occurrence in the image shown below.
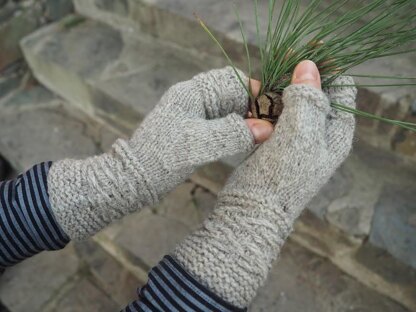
[111,182,216,268]
[0,100,97,171]
[43,0,73,22]
[308,166,353,220]
[0,245,79,312]
[0,85,120,172]
[154,183,214,230]
[250,241,409,312]
[70,182,411,312]
[370,184,416,269]
[0,75,19,98]
[94,0,128,16]
[38,19,122,79]
[74,0,416,165]
[307,141,416,240]
[44,277,119,312]
[190,161,234,194]
[75,240,140,308]
[354,242,416,304]
[74,0,416,96]
[0,84,55,110]
[0,0,73,70]
[0,5,40,70]
[115,210,192,268]
[2,0,414,309]
[323,154,383,238]
[0,61,24,98]
[0,1,14,21]
[21,15,206,130]
[94,51,203,122]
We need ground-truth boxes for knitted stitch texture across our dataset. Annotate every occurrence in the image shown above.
[173,76,357,308]
[48,67,255,240]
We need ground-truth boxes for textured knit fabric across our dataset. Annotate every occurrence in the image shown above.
[0,162,69,269]
[173,76,357,308]
[0,164,244,311]
[123,256,246,312]
[47,67,255,241]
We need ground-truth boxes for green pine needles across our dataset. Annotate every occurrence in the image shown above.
[196,0,416,131]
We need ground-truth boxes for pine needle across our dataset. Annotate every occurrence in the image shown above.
[194,14,250,97]
[348,74,416,80]
[332,103,416,132]
[195,1,416,132]
[234,6,254,100]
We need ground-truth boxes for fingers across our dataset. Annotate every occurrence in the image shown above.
[279,61,329,141]
[245,119,274,144]
[192,67,251,119]
[175,113,256,165]
[324,76,357,111]
[324,76,357,162]
[292,60,322,90]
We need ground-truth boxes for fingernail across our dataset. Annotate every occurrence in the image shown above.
[246,119,274,144]
[292,60,321,89]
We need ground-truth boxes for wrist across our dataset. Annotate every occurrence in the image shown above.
[173,194,295,308]
[48,141,156,241]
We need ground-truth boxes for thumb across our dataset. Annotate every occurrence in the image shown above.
[292,60,321,90]
[245,119,274,144]
[178,114,256,165]
[279,60,329,141]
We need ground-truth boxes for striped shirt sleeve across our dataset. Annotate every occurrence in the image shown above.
[122,255,247,312]
[0,162,70,270]
[0,163,246,311]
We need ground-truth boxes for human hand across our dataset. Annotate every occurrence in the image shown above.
[246,79,273,143]
[127,67,272,197]
[173,60,357,308]
[48,67,271,240]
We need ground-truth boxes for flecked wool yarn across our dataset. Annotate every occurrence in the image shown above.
[173,76,357,308]
[47,67,256,240]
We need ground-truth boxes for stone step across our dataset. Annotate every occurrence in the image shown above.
[0,45,415,312]
[13,3,416,311]
[0,84,121,172]
[0,0,74,71]
[73,0,416,97]
[75,177,413,312]
[188,149,416,310]
[19,12,416,167]
[20,14,221,133]
[43,1,416,160]
[0,82,127,311]
[76,141,416,311]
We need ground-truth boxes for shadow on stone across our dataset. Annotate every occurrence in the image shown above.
[0,301,9,312]
[0,156,12,180]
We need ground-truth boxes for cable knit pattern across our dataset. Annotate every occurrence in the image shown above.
[173,76,357,308]
[48,67,255,240]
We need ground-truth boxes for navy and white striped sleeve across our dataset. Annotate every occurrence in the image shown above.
[0,162,246,311]
[123,255,247,312]
[0,162,70,270]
